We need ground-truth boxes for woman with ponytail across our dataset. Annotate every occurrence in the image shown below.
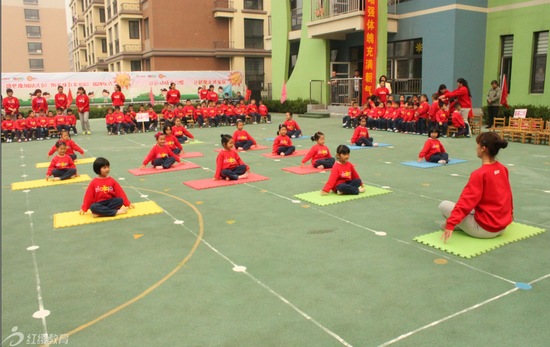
[439,132,513,242]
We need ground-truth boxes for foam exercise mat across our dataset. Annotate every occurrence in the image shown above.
[261,149,309,159]
[128,162,201,176]
[183,173,269,190]
[183,140,204,145]
[281,166,328,175]
[35,157,96,168]
[213,145,270,153]
[179,152,204,159]
[11,174,92,191]
[401,158,467,168]
[413,222,546,258]
[53,201,164,229]
[349,143,392,150]
[265,136,309,141]
[294,185,392,206]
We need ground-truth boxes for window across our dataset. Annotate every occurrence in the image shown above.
[99,8,106,23]
[244,19,264,49]
[244,0,263,10]
[531,31,548,93]
[500,35,513,92]
[130,60,141,71]
[143,58,151,71]
[26,26,41,37]
[388,39,422,79]
[144,18,149,39]
[29,59,44,70]
[27,42,42,54]
[245,58,264,101]
[24,9,39,20]
[129,20,140,39]
[101,38,107,53]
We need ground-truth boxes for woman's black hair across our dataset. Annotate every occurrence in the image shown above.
[336,145,350,155]
[55,140,66,148]
[476,132,508,157]
[428,127,440,138]
[311,131,324,142]
[379,75,388,83]
[491,80,499,86]
[220,134,232,147]
[456,78,472,97]
[93,157,110,175]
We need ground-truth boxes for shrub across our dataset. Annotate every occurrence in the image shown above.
[261,98,308,114]
[481,104,550,124]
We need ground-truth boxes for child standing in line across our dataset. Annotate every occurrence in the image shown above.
[172,118,195,144]
[232,120,257,150]
[416,94,430,135]
[418,128,449,164]
[351,117,378,147]
[162,125,183,155]
[46,141,78,181]
[47,130,85,161]
[436,103,449,137]
[321,145,365,195]
[272,125,296,156]
[140,132,181,170]
[428,93,440,130]
[301,131,335,169]
[214,134,250,181]
[451,104,469,138]
[283,112,302,138]
[80,157,134,217]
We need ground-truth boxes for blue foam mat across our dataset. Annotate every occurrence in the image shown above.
[349,143,392,150]
[401,158,467,168]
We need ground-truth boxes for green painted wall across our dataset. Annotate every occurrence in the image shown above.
[483,1,550,106]
[272,0,388,104]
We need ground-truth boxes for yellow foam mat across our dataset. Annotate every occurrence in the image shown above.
[11,174,92,191]
[36,157,96,168]
[53,201,164,229]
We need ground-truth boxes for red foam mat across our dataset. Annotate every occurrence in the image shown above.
[281,166,328,175]
[213,145,270,153]
[261,149,309,159]
[183,173,269,190]
[128,162,201,176]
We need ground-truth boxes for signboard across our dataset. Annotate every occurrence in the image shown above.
[135,112,150,122]
[513,109,527,118]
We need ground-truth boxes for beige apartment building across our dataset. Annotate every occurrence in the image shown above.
[70,0,271,99]
[1,0,70,73]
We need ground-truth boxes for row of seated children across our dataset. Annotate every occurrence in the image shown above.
[1,108,78,142]
[343,94,469,138]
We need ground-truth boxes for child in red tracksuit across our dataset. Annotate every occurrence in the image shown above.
[15,113,28,142]
[351,117,378,147]
[344,101,360,128]
[214,134,250,180]
[105,108,116,134]
[37,111,48,140]
[321,145,364,195]
[451,104,469,138]
[301,131,335,169]
[418,128,449,164]
[140,132,181,170]
[172,118,194,144]
[2,114,16,142]
[439,132,512,242]
[66,109,78,136]
[232,120,257,151]
[272,125,295,156]
[80,157,134,217]
[258,100,271,123]
[48,130,85,161]
[46,141,78,181]
[113,106,125,134]
[162,125,183,155]
[283,112,302,138]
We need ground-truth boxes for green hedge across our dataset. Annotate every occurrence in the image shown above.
[481,105,550,124]
[261,98,308,115]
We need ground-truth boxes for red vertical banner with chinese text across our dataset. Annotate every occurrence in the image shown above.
[362,0,378,104]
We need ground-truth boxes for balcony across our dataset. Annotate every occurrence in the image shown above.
[79,64,88,71]
[119,3,141,14]
[78,39,86,47]
[85,0,105,11]
[392,78,422,95]
[308,0,364,40]
[72,15,84,27]
[123,43,142,52]
[213,0,236,18]
[94,25,106,35]
[290,7,302,31]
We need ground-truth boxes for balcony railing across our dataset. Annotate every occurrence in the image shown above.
[123,43,142,52]
[119,3,141,12]
[95,25,106,34]
[78,39,86,47]
[214,0,234,9]
[392,78,422,95]
[311,0,363,21]
[214,41,235,49]
[290,7,302,31]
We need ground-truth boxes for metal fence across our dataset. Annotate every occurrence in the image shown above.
[311,0,363,21]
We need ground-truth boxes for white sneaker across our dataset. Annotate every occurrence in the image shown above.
[373,143,379,147]
[438,160,447,164]
[253,122,257,124]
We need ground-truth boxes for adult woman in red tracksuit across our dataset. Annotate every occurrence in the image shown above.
[440,78,472,127]
[111,84,126,111]
[439,132,512,242]
[166,82,181,109]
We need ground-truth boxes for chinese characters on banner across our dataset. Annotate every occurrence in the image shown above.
[362,0,378,103]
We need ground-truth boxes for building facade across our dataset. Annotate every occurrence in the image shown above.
[1,0,70,73]
[272,0,549,108]
[70,0,272,101]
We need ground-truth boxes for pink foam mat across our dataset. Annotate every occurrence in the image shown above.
[261,149,309,159]
[179,152,204,158]
[281,166,328,175]
[213,145,269,153]
[128,162,201,176]
[183,173,269,190]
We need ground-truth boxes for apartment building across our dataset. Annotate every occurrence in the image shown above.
[1,0,70,72]
[70,0,271,100]
[272,0,549,108]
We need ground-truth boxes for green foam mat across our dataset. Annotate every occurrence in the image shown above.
[413,222,546,258]
[294,185,392,206]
